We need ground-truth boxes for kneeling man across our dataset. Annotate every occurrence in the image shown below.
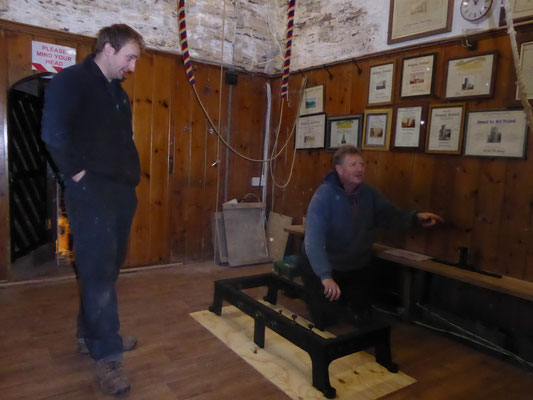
[302,145,443,326]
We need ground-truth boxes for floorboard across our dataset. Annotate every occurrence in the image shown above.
[0,261,532,399]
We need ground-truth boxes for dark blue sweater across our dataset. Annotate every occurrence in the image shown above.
[42,55,140,186]
[304,171,417,279]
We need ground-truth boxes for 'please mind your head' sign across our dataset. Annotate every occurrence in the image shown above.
[32,41,77,73]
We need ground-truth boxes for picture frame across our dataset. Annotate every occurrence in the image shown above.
[295,113,326,150]
[499,0,533,26]
[388,0,453,44]
[326,114,363,150]
[368,62,395,105]
[299,85,324,116]
[362,108,392,151]
[393,105,427,150]
[516,41,533,100]
[464,109,528,158]
[426,104,465,154]
[400,53,437,98]
[445,52,497,100]
[512,0,533,20]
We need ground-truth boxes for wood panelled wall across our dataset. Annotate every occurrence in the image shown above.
[270,25,533,283]
[0,21,267,279]
[2,20,533,285]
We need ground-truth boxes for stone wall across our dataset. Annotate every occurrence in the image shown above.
[1,0,502,74]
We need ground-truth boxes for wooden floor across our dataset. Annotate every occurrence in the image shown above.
[1,261,532,400]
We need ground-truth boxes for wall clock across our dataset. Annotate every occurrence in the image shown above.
[460,0,493,22]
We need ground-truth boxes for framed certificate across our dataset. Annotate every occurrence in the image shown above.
[326,114,363,150]
[516,41,533,100]
[388,0,453,44]
[295,113,326,150]
[426,104,465,154]
[368,62,394,105]
[445,52,497,100]
[362,109,392,151]
[400,53,437,98]
[499,0,533,25]
[464,109,528,158]
[299,85,324,116]
[393,105,427,150]
[513,0,533,19]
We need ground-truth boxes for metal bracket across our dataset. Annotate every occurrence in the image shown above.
[323,65,334,80]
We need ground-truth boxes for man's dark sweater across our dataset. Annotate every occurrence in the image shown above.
[42,55,140,186]
[304,171,418,280]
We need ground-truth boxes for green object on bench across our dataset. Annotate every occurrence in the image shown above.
[274,255,301,281]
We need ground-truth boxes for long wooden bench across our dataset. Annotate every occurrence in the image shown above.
[284,225,533,311]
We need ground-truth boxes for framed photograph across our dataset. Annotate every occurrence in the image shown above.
[445,52,497,100]
[326,114,363,150]
[299,85,324,116]
[368,62,394,105]
[516,41,533,100]
[499,0,533,25]
[400,53,437,98]
[362,109,392,151]
[388,0,453,44]
[295,113,326,150]
[426,104,465,154]
[393,105,427,150]
[464,109,528,158]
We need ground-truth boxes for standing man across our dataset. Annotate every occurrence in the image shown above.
[42,24,144,395]
[302,145,443,327]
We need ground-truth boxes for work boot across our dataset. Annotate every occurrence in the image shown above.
[94,360,131,396]
[78,336,138,354]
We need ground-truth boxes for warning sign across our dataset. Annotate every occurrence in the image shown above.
[31,41,77,73]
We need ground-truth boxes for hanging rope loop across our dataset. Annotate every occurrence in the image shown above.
[176,0,301,164]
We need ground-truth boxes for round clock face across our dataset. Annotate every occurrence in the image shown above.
[460,0,493,22]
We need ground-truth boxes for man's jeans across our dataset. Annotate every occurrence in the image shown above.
[64,172,137,361]
[299,256,376,328]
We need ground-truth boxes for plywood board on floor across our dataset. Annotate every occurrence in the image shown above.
[190,306,415,400]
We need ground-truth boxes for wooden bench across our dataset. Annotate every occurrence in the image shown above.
[284,225,533,317]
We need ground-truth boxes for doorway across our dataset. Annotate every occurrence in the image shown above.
[7,73,69,281]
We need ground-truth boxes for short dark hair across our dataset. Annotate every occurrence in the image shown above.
[332,145,363,166]
[94,24,145,54]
